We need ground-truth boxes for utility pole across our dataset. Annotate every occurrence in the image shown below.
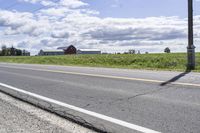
[187,0,195,70]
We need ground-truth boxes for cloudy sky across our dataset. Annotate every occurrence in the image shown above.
[0,0,200,55]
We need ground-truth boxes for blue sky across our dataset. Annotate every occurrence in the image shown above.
[1,0,200,18]
[84,0,189,18]
[0,0,42,12]
[0,0,200,54]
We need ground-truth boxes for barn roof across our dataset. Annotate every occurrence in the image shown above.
[41,50,64,52]
[57,45,76,50]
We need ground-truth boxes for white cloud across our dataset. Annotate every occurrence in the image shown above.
[0,10,51,37]
[59,0,88,8]
[0,0,200,55]
[51,30,70,38]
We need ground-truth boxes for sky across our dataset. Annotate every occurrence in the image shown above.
[0,0,200,55]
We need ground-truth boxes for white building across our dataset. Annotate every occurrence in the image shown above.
[77,49,101,55]
[38,50,64,56]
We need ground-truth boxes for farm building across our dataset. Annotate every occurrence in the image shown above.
[57,45,77,54]
[38,50,64,56]
[22,50,30,56]
[64,45,77,54]
[77,49,101,54]
[38,46,101,56]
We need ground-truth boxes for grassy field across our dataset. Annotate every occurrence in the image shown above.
[0,53,199,72]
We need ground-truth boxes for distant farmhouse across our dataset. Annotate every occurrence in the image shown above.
[0,46,30,56]
[38,45,101,56]
[38,50,65,56]
[39,45,77,56]
[77,49,101,54]
[58,45,77,54]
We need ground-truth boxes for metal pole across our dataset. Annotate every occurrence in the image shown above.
[187,0,195,70]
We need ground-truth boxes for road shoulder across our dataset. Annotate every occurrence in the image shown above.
[0,91,96,133]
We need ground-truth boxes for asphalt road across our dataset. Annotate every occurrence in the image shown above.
[0,63,200,133]
[0,91,95,133]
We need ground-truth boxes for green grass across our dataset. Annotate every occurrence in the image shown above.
[0,53,199,72]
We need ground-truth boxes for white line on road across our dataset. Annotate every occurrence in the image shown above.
[0,65,200,87]
[0,82,161,133]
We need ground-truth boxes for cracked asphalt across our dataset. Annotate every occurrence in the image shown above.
[0,91,96,133]
[0,63,200,133]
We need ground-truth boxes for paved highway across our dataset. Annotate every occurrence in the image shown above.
[0,63,200,133]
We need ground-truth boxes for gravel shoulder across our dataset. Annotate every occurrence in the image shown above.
[0,91,96,133]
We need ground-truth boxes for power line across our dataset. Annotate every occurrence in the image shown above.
[0,0,59,13]
[32,5,47,13]
[31,0,60,13]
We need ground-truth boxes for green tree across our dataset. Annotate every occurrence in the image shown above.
[129,49,136,54]
[16,49,22,56]
[164,47,171,53]
[10,46,15,56]
[1,45,7,56]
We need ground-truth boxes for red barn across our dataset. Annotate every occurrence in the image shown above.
[64,45,77,54]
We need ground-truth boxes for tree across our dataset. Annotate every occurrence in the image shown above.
[164,47,171,53]
[16,49,22,56]
[1,45,6,50]
[0,46,23,56]
[129,49,136,54]
[10,46,15,56]
[1,45,7,56]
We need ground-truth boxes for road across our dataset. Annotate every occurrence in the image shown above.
[0,63,200,133]
[0,91,95,133]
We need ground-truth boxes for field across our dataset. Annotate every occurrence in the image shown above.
[0,53,199,72]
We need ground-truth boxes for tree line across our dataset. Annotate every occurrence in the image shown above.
[0,45,30,56]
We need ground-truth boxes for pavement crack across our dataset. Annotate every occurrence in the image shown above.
[82,104,91,108]
[52,108,108,133]
[108,86,169,106]
[127,87,167,101]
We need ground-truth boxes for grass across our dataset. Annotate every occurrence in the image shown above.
[0,53,199,72]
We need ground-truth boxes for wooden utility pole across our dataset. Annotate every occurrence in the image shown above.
[187,0,195,70]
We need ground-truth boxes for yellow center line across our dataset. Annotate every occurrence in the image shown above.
[0,65,200,87]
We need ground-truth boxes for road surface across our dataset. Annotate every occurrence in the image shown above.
[0,63,200,133]
[0,91,95,133]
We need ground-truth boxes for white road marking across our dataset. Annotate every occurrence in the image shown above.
[0,65,200,87]
[0,82,160,133]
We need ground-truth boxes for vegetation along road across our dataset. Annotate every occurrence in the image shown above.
[0,53,200,72]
